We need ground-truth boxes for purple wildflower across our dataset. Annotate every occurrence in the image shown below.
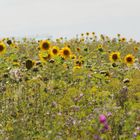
[99,114,107,123]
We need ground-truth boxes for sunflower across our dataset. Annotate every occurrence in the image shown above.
[124,54,135,65]
[0,42,6,54]
[56,39,60,42]
[80,38,85,42]
[50,46,60,56]
[60,46,72,59]
[134,47,139,52]
[71,54,77,59]
[25,60,35,69]
[117,34,121,38]
[86,32,90,36]
[75,60,82,67]
[92,32,95,35]
[121,37,126,42]
[39,52,52,63]
[109,52,120,62]
[81,33,84,37]
[7,40,12,45]
[39,40,51,51]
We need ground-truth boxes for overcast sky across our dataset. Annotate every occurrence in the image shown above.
[0,0,140,40]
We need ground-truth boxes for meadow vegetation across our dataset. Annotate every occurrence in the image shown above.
[0,33,140,140]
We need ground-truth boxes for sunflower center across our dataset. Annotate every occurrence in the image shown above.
[0,45,4,52]
[53,49,58,54]
[126,57,132,62]
[63,50,70,56]
[42,43,49,50]
[112,54,118,60]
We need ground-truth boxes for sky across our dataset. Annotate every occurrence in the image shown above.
[0,0,140,40]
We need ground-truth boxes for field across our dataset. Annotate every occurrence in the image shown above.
[0,33,140,140]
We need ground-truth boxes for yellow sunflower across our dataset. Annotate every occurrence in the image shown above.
[92,32,95,35]
[121,37,126,42]
[134,47,139,52]
[86,32,90,36]
[0,42,6,55]
[80,38,85,42]
[39,40,51,51]
[73,65,81,72]
[70,54,77,60]
[50,46,60,56]
[124,54,135,65]
[109,52,120,62]
[81,33,84,37]
[75,60,82,67]
[59,46,72,59]
[39,52,52,63]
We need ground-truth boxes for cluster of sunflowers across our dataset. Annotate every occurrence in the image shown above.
[38,40,72,62]
[109,52,135,65]
[0,32,138,69]
[0,33,140,140]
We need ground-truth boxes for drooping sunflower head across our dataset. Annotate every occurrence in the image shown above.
[109,52,120,62]
[0,42,6,54]
[60,46,72,59]
[124,54,135,65]
[25,59,35,69]
[39,40,51,51]
[7,40,12,46]
[51,46,60,56]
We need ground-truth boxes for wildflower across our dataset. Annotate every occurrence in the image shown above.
[103,122,109,130]
[124,54,135,65]
[109,52,120,62]
[99,114,107,123]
